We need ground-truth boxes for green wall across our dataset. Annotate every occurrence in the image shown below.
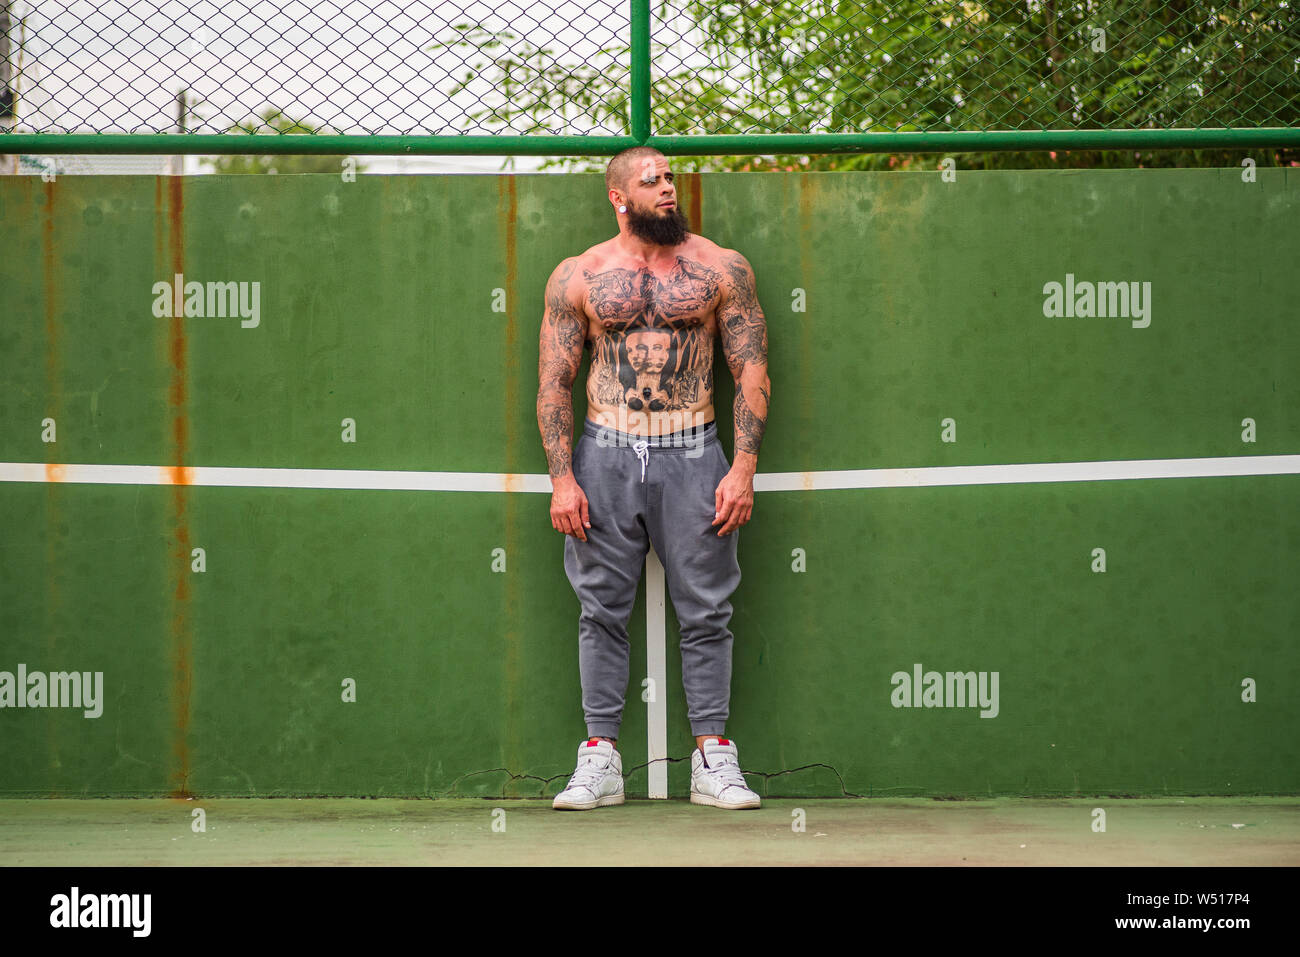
[1,169,1296,797]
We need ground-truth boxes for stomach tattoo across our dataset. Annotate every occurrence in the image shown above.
[584,256,719,425]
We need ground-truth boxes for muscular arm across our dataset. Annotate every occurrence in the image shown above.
[537,258,587,481]
[717,251,771,467]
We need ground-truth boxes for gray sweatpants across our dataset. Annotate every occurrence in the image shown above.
[564,417,742,739]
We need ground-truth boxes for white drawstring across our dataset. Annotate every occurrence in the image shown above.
[632,440,649,482]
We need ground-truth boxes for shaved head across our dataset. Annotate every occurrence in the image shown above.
[606,146,665,195]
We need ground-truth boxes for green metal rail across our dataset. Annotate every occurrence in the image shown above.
[5,129,1300,156]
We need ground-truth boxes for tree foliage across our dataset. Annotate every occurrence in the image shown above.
[432,0,1298,172]
[199,109,366,175]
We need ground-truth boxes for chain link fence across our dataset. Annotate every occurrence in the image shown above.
[1,1,1296,141]
[0,0,631,136]
[651,1,1299,136]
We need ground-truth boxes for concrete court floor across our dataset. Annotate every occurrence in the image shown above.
[1,797,1297,866]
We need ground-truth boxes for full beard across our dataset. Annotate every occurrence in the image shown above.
[626,200,690,246]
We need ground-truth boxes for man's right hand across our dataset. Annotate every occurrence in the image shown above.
[550,475,591,542]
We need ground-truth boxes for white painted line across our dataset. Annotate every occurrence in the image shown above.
[645,548,668,800]
[0,462,553,493]
[752,454,1300,492]
[3,453,1299,493]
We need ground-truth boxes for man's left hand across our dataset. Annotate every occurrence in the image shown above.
[712,465,754,536]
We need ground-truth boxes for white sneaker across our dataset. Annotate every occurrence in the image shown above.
[690,737,761,809]
[552,738,626,810]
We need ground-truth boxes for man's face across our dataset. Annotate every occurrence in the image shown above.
[627,329,671,374]
[623,155,689,246]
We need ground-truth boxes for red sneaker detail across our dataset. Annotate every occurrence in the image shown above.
[718,738,730,745]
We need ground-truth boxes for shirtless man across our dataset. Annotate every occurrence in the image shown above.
[536,146,771,810]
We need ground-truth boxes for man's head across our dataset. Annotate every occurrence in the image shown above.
[606,147,689,247]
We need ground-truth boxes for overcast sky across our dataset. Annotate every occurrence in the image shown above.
[5,0,714,173]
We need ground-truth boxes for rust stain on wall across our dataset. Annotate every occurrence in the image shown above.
[161,465,195,485]
[502,176,519,438]
[43,182,60,405]
[42,181,61,459]
[164,175,193,798]
[681,172,702,234]
[43,179,62,773]
[498,177,526,790]
[154,178,163,269]
[797,175,816,473]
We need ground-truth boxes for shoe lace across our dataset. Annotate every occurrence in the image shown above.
[565,759,608,792]
[706,757,750,792]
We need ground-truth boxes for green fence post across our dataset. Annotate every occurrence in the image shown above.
[630,0,650,144]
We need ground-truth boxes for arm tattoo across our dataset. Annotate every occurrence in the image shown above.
[718,252,770,456]
[537,259,587,479]
[733,386,767,455]
[719,252,768,374]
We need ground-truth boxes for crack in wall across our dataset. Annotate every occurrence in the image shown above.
[432,755,865,799]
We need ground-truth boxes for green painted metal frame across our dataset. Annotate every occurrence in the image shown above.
[3,0,1299,157]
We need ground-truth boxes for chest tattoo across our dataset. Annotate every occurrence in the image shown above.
[584,257,720,413]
